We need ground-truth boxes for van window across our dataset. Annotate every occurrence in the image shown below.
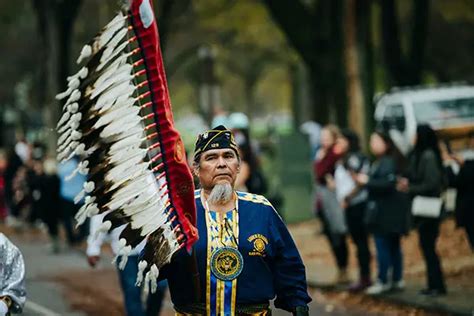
[382,104,405,131]
[413,97,474,125]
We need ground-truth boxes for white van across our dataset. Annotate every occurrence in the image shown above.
[374,84,474,155]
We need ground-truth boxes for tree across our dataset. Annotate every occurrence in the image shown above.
[344,0,366,142]
[263,0,348,126]
[380,0,431,86]
[31,0,83,151]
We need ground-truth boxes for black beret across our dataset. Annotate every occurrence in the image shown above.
[193,125,239,161]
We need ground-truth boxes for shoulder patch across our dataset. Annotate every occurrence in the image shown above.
[236,191,272,207]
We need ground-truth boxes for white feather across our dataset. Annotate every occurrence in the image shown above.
[107,159,148,186]
[67,66,88,82]
[131,202,167,233]
[101,114,142,138]
[74,189,85,205]
[94,81,135,111]
[100,95,136,114]
[76,44,92,64]
[109,131,144,153]
[100,28,129,64]
[71,131,82,141]
[118,246,132,270]
[57,129,72,146]
[86,203,99,216]
[63,89,81,108]
[97,40,130,71]
[56,88,72,100]
[91,64,133,99]
[98,13,127,48]
[94,103,139,129]
[67,102,79,113]
[109,172,152,199]
[93,54,128,89]
[94,220,112,240]
[78,160,90,175]
[121,192,159,217]
[100,118,141,138]
[57,111,71,128]
[135,260,148,286]
[149,264,159,293]
[109,147,147,168]
[107,181,153,211]
[143,272,151,295]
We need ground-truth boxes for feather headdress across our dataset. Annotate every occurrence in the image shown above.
[56,0,198,292]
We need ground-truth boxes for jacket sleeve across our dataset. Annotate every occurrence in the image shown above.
[86,214,106,256]
[409,151,442,196]
[366,157,397,194]
[269,208,312,312]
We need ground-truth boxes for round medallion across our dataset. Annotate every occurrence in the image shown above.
[210,247,243,281]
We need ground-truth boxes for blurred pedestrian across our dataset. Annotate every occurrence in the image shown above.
[300,120,321,160]
[334,129,372,291]
[229,113,267,195]
[87,214,167,316]
[27,142,48,226]
[3,148,23,224]
[0,233,26,316]
[451,133,474,251]
[397,125,447,296]
[0,150,7,222]
[31,157,62,253]
[57,156,88,246]
[314,125,349,284]
[14,134,30,164]
[356,131,409,295]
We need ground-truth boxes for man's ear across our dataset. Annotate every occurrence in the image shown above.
[193,166,199,177]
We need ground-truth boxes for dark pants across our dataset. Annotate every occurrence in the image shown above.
[374,234,403,284]
[41,206,59,238]
[320,210,348,269]
[418,218,446,291]
[117,255,167,316]
[62,198,88,244]
[346,202,371,279]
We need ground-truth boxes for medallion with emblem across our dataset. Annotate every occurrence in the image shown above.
[211,246,244,281]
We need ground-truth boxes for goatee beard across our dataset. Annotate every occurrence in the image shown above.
[208,183,233,205]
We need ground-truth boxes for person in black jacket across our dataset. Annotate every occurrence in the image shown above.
[355,131,409,295]
[397,125,447,296]
[334,129,372,291]
[452,133,474,251]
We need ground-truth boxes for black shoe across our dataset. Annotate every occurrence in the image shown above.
[419,288,447,297]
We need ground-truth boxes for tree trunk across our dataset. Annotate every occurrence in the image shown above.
[344,0,366,142]
[380,0,431,86]
[309,69,329,124]
[331,0,347,127]
[357,0,375,139]
[32,0,82,152]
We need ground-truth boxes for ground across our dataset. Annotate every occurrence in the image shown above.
[2,216,472,315]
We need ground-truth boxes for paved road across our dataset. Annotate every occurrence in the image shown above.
[9,231,371,316]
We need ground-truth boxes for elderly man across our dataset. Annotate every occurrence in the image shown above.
[161,125,311,316]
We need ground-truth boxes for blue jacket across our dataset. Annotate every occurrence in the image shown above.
[160,190,311,314]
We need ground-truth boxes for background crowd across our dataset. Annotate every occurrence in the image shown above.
[312,123,474,298]
[0,111,473,314]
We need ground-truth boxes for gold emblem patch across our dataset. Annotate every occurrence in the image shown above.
[211,247,243,281]
[248,234,268,257]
